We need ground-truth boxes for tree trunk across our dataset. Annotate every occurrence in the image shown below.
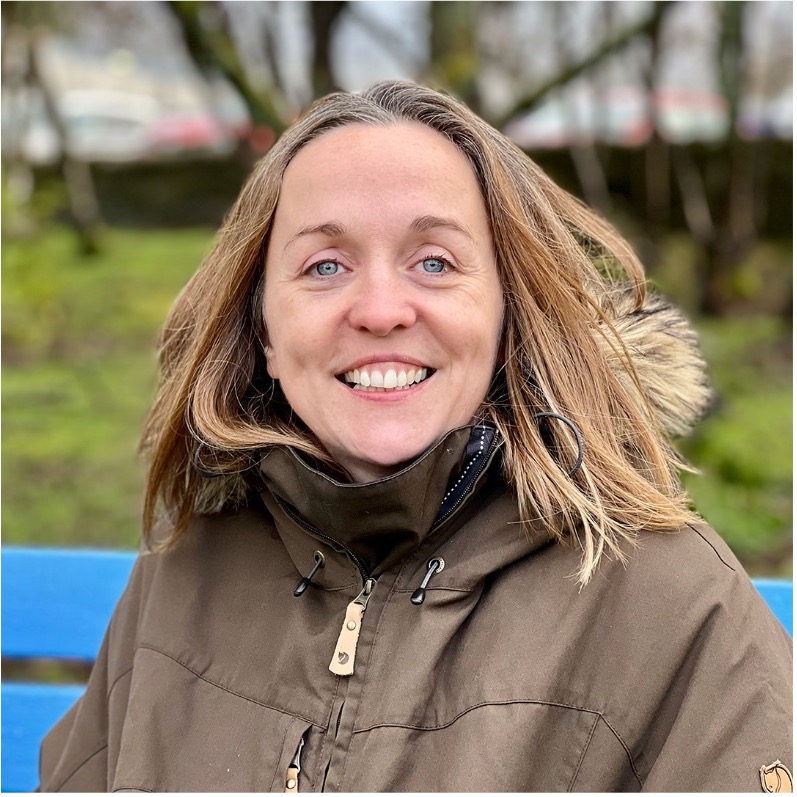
[309,1,346,96]
[31,31,103,254]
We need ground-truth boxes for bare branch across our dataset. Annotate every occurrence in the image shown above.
[496,1,674,127]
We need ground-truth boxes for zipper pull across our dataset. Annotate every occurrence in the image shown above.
[329,578,376,676]
[285,732,306,792]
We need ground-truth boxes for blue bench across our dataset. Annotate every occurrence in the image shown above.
[2,547,137,793]
[1,546,793,793]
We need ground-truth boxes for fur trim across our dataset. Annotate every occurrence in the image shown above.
[596,288,714,437]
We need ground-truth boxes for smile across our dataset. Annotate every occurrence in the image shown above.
[339,366,433,392]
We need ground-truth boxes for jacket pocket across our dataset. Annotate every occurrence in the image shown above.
[272,720,315,793]
[111,647,318,792]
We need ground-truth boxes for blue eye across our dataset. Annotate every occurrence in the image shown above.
[419,257,447,274]
[314,260,341,276]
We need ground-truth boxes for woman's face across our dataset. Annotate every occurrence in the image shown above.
[263,123,503,482]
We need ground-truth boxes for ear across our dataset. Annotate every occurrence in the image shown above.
[265,345,279,380]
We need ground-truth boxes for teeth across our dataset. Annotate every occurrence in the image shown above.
[342,367,429,390]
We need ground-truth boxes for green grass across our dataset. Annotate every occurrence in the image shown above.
[679,317,792,576]
[2,226,792,576]
[3,226,215,548]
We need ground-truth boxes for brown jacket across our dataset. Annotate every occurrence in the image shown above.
[39,424,792,792]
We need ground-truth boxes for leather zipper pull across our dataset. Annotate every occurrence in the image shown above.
[285,732,306,792]
[329,579,376,676]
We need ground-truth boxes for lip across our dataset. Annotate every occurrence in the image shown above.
[336,354,433,373]
[336,372,433,401]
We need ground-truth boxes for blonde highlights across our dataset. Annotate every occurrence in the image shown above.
[141,81,707,584]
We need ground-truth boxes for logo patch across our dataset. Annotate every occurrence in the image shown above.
[760,761,793,793]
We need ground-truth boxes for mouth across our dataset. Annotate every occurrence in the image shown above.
[337,365,435,392]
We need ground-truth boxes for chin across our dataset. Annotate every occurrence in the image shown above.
[339,433,442,482]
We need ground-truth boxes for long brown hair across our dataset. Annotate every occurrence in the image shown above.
[141,81,709,584]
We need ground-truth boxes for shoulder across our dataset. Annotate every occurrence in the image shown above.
[615,521,772,627]
[141,501,279,578]
[109,502,280,651]
[632,520,742,574]
[573,520,787,649]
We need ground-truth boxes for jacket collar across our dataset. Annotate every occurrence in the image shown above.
[258,425,502,581]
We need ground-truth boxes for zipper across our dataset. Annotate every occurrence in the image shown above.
[276,497,378,677]
[276,497,371,583]
[433,426,499,528]
[284,730,307,792]
[328,577,376,676]
[280,426,499,676]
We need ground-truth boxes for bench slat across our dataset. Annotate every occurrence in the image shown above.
[2,683,86,793]
[1,548,137,660]
[752,578,793,636]
[0,546,791,794]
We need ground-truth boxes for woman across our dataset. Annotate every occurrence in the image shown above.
[40,81,791,792]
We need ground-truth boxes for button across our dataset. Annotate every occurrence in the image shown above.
[286,778,297,789]
[346,620,357,630]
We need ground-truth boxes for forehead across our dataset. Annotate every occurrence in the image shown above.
[275,123,487,224]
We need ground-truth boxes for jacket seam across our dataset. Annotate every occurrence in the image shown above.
[339,572,403,788]
[112,787,154,793]
[686,523,736,571]
[136,643,323,727]
[270,717,295,791]
[51,743,108,792]
[353,698,602,733]
[107,665,134,699]
[275,426,471,488]
[567,712,600,792]
[597,715,644,788]
[392,586,472,594]
[324,674,343,729]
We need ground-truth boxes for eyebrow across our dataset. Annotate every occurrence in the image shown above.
[408,214,474,242]
[283,215,474,253]
[284,221,347,252]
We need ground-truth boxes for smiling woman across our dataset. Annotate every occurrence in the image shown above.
[263,123,503,482]
[38,82,791,793]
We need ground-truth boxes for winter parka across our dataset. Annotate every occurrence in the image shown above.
[39,296,792,793]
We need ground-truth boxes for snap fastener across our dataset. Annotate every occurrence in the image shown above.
[286,778,297,789]
[346,620,356,630]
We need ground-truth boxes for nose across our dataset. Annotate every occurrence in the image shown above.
[346,267,418,336]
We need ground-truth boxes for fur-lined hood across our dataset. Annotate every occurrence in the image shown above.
[596,288,713,438]
[193,287,713,518]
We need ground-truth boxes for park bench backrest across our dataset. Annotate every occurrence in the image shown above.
[1,546,793,793]
[2,547,137,793]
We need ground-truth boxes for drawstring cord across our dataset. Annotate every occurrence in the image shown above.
[289,420,581,606]
[293,551,325,597]
[411,557,445,606]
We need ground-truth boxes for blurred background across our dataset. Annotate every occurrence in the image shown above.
[2,0,792,576]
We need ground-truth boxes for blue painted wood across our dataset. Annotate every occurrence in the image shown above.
[752,578,793,636]
[0,547,791,794]
[2,684,86,793]
[1,547,135,793]
[1,547,137,659]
